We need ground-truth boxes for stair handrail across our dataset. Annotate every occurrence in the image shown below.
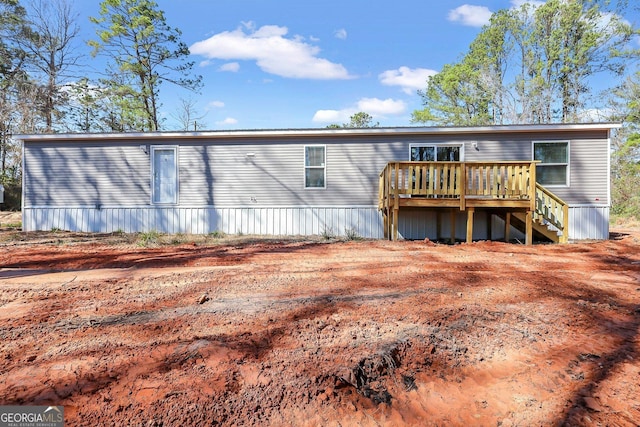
[534,183,569,243]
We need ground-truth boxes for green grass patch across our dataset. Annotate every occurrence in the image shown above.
[137,230,161,247]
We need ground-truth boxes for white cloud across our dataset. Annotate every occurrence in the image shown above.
[217,117,238,125]
[379,66,438,94]
[577,107,614,122]
[596,12,632,37]
[219,62,240,72]
[312,97,407,123]
[199,59,213,67]
[190,22,353,80]
[448,5,493,27]
[208,100,225,108]
[356,98,406,116]
[448,2,546,28]
[334,28,347,40]
[312,109,349,123]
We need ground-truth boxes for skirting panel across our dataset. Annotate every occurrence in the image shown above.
[568,205,609,240]
[22,206,384,238]
[20,205,611,241]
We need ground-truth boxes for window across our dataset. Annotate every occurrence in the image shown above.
[151,146,178,204]
[305,145,325,188]
[410,144,462,161]
[533,141,569,186]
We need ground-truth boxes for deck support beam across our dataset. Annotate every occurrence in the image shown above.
[466,208,475,243]
[393,208,399,241]
[525,210,533,245]
[383,209,389,240]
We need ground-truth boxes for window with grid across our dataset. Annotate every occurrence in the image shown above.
[305,145,325,188]
[533,141,569,186]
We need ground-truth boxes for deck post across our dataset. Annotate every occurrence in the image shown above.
[459,163,466,211]
[450,209,456,244]
[505,212,511,242]
[383,209,388,239]
[393,163,399,241]
[525,210,533,245]
[562,203,569,243]
[466,208,474,243]
[529,162,537,213]
[393,207,399,241]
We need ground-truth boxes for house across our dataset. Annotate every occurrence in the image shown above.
[17,123,620,243]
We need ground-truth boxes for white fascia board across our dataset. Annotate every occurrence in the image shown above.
[14,123,622,142]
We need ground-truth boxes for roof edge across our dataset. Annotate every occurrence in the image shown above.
[14,122,622,141]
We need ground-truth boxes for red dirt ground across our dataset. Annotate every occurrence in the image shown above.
[0,229,639,426]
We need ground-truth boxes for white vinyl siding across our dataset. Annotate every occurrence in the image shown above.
[22,132,609,210]
[22,142,151,207]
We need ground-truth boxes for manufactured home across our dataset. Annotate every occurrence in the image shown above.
[17,123,619,243]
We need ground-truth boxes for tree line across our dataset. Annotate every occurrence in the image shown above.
[0,0,201,200]
[411,0,640,221]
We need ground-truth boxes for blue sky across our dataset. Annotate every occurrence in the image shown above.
[67,0,639,130]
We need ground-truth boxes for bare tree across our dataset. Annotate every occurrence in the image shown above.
[1,0,29,178]
[172,98,207,131]
[20,0,81,132]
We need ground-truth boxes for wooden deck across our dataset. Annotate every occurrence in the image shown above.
[378,161,569,244]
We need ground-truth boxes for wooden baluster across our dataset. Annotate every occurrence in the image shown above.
[421,165,427,195]
[492,165,498,198]
[507,165,515,197]
[428,164,434,196]
[443,163,450,196]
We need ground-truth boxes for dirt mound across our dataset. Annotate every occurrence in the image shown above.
[1,231,639,426]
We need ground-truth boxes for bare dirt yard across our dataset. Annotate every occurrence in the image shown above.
[0,226,639,426]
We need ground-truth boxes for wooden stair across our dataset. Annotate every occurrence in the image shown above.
[498,183,569,243]
[504,212,562,243]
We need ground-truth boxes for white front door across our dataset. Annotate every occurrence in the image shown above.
[152,147,178,204]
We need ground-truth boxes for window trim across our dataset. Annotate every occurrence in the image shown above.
[304,144,326,189]
[409,143,465,161]
[532,140,570,187]
[150,145,179,205]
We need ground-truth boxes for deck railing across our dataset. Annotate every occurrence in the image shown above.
[465,162,533,198]
[379,161,537,211]
[535,183,569,243]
